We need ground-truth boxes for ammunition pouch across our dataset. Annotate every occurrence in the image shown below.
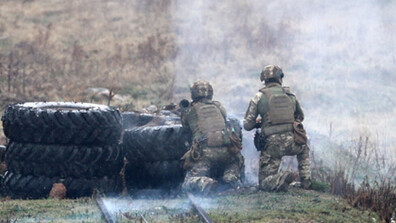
[207,131,225,147]
[207,129,232,147]
[181,150,194,170]
[293,120,308,145]
[254,129,266,151]
[229,131,242,153]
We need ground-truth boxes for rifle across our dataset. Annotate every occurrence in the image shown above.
[179,99,190,109]
[253,120,266,151]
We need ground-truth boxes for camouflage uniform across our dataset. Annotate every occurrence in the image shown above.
[243,65,311,191]
[181,81,244,195]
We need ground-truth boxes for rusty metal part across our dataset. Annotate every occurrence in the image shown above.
[187,193,214,223]
[95,196,115,223]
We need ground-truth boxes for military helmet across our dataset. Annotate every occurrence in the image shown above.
[260,65,284,82]
[190,80,213,101]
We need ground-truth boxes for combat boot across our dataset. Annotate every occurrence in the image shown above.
[201,179,218,196]
[260,171,294,192]
[275,171,294,192]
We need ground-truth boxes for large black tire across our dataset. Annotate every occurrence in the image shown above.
[123,125,191,162]
[144,160,184,188]
[2,102,122,145]
[122,112,155,129]
[125,160,184,190]
[2,172,121,199]
[5,142,123,178]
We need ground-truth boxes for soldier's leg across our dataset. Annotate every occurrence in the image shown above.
[296,144,311,189]
[259,133,295,192]
[222,153,244,188]
[182,159,217,195]
[259,151,283,190]
[259,151,280,183]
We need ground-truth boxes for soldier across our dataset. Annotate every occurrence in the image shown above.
[180,80,244,195]
[243,65,311,192]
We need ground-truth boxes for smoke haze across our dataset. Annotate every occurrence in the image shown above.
[171,0,396,148]
[169,0,396,182]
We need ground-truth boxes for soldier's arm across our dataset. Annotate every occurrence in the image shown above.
[295,98,304,121]
[243,92,262,131]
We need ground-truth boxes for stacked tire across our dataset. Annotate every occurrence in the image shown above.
[123,124,191,190]
[123,117,243,190]
[1,102,123,198]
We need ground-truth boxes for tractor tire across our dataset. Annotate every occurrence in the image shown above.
[144,160,184,188]
[125,160,184,190]
[2,102,122,145]
[2,172,121,199]
[5,142,123,178]
[123,125,191,162]
[124,161,149,189]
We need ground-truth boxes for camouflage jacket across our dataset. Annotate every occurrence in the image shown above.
[243,82,304,132]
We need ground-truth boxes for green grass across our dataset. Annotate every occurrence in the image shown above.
[0,188,379,223]
[206,188,379,222]
[0,197,102,222]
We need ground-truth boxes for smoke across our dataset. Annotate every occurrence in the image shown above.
[102,197,191,218]
[101,196,217,220]
[170,0,396,181]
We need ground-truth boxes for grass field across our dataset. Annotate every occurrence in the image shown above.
[0,188,379,223]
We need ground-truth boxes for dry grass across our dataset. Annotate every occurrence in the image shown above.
[309,135,396,223]
[326,170,396,223]
[0,0,176,111]
[0,0,178,143]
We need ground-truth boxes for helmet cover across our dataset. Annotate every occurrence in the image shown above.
[260,65,284,82]
[190,80,213,101]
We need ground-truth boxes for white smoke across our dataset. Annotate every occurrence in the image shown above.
[171,0,396,180]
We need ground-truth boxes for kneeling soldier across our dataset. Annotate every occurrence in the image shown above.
[243,65,311,192]
[181,80,244,195]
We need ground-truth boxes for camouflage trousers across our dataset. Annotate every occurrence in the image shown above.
[259,131,311,191]
[182,147,244,194]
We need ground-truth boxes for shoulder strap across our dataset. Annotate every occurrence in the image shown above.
[259,88,272,104]
[212,101,226,120]
[283,86,295,96]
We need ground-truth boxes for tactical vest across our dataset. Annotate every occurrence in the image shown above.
[258,86,295,136]
[191,102,227,147]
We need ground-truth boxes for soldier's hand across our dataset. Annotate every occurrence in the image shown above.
[254,118,262,128]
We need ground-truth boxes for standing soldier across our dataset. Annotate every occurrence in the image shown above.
[180,80,244,195]
[243,65,311,192]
